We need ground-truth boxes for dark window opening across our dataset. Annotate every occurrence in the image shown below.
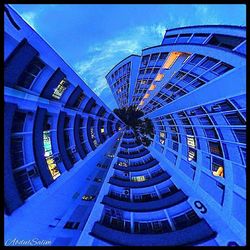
[17,57,45,89]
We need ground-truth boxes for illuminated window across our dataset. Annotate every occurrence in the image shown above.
[160,132,165,138]
[132,176,146,182]
[187,135,196,148]
[43,131,60,180]
[188,148,196,162]
[82,195,95,201]
[149,84,156,91]
[212,157,224,178]
[90,127,99,147]
[162,52,182,69]
[139,100,144,106]
[107,153,114,158]
[90,127,95,139]
[155,73,164,81]
[118,161,128,167]
[101,128,105,133]
[144,93,150,99]
[160,139,165,145]
[159,132,166,145]
[187,135,196,162]
[52,78,69,100]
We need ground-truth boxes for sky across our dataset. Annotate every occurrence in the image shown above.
[10,4,246,110]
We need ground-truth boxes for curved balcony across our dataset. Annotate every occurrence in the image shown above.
[74,114,87,159]
[107,120,113,137]
[108,172,170,188]
[57,111,73,170]
[90,220,216,246]
[117,148,150,159]
[108,113,115,121]
[96,106,106,117]
[86,117,96,150]
[33,107,54,187]
[40,68,65,99]
[4,38,38,88]
[65,85,83,109]
[83,97,96,114]
[4,102,23,214]
[115,122,121,131]
[123,134,134,139]
[120,142,141,149]
[114,159,159,172]
[97,119,106,143]
[101,190,187,212]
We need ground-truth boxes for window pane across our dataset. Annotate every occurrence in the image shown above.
[212,63,233,75]
[204,128,218,139]
[225,113,245,125]
[233,129,246,143]
[189,54,204,64]
[209,141,223,156]
[200,57,219,69]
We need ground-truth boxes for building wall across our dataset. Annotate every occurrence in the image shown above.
[4,5,124,245]
[4,5,246,247]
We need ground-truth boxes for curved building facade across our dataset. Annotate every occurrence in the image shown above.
[4,5,246,247]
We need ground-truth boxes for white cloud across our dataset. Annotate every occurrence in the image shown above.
[21,11,38,30]
[74,23,167,97]
[194,5,220,24]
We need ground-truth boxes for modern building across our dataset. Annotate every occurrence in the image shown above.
[4,4,124,246]
[106,55,141,109]
[4,5,246,247]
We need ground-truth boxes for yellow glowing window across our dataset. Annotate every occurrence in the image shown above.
[144,93,150,99]
[45,156,60,179]
[212,166,224,177]
[155,73,164,81]
[139,100,144,106]
[101,128,105,133]
[149,84,156,91]
[43,131,60,179]
[162,52,182,69]
[187,135,196,148]
[82,195,95,201]
[132,176,146,182]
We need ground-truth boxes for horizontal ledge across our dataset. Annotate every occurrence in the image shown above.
[114,159,159,172]
[108,172,170,188]
[90,220,216,246]
[101,190,188,212]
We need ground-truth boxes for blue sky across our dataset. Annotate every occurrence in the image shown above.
[11,4,246,110]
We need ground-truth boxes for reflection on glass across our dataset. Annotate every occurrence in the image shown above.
[43,131,60,179]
